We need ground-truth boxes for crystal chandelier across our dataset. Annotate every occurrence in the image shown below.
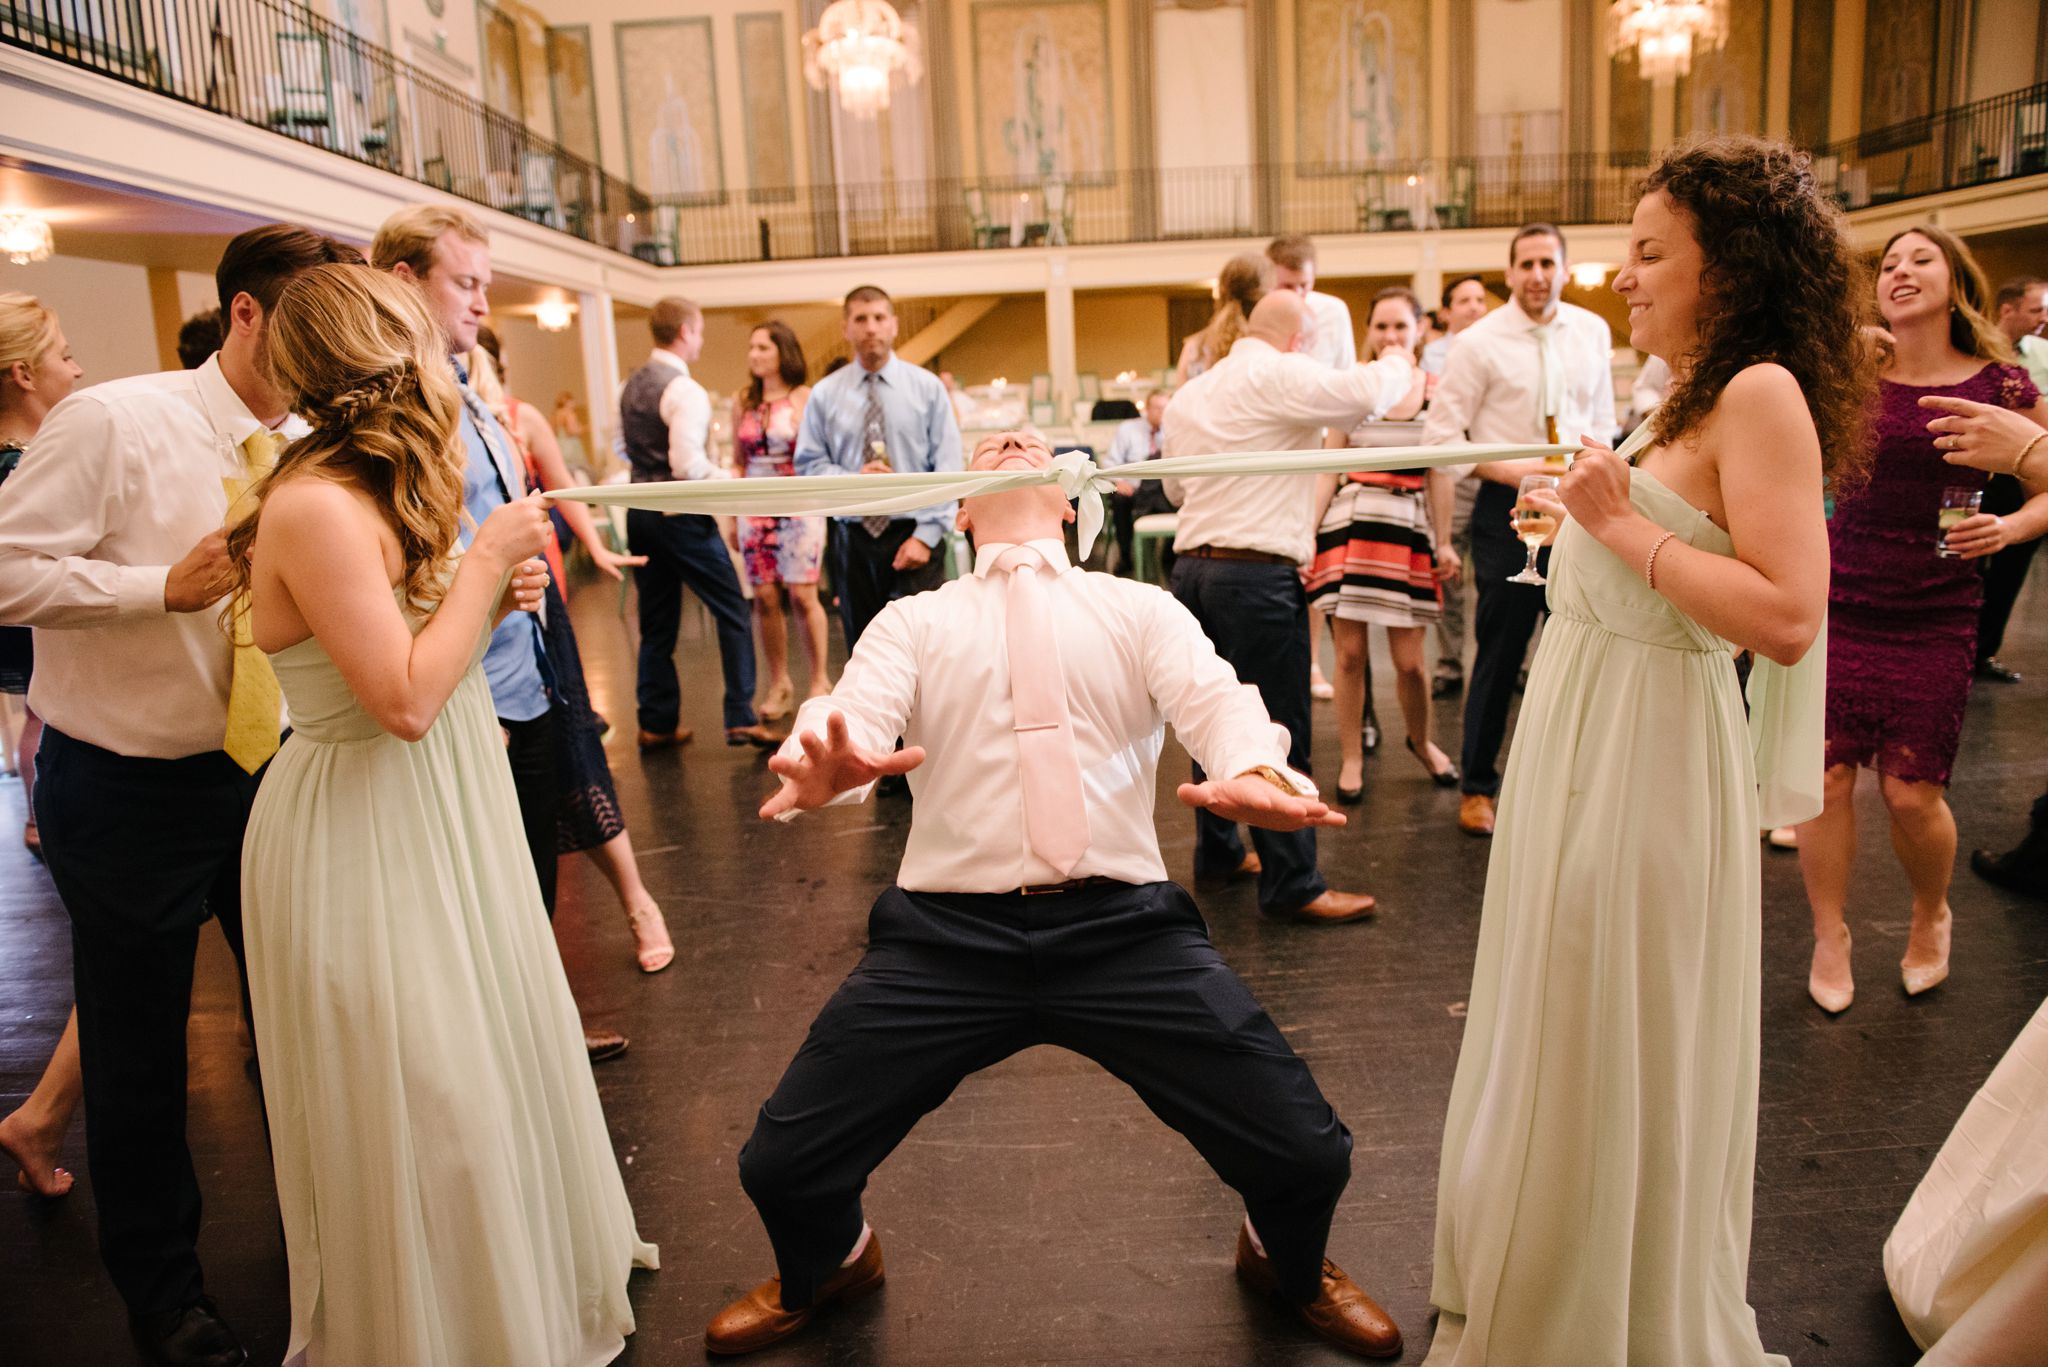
[1609,0,1727,84]
[803,0,921,120]
[0,212,54,265]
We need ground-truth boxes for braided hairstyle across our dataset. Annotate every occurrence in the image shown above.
[222,264,468,614]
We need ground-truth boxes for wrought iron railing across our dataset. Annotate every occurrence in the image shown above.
[0,0,651,252]
[1816,79,2048,210]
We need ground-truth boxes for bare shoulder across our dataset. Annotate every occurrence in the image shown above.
[791,384,812,404]
[1718,362,1805,408]
[258,475,387,548]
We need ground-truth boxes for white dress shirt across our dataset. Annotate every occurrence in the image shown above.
[0,357,297,757]
[615,349,717,483]
[1159,337,1414,564]
[775,537,1312,892]
[1300,290,1358,371]
[1421,299,1618,469]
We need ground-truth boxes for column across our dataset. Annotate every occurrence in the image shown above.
[577,289,622,458]
[1045,257,1077,422]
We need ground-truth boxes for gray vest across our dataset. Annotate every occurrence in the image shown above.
[619,361,677,484]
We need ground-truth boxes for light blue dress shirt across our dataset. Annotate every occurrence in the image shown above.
[1106,416,1160,469]
[794,353,962,547]
[453,363,550,722]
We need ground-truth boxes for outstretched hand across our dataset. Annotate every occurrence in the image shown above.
[1176,773,1347,831]
[759,711,926,819]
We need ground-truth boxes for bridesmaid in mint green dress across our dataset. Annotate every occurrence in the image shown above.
[226,266,655,1366]
[1426,139,1870,1365]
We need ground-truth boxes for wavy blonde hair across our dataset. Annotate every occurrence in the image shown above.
[1191,253,1272,370]
[224,264,468,614]
[0,292,62,379]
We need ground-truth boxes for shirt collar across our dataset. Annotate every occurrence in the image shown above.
[193,353,274,447]
[856,354,899,385]
[971,537,1072,578]
[1506,299,1561,332]
[1228,336,1279,360]
[651,349,691,375]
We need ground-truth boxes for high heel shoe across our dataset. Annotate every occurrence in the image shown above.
[1902,906,1952,997]
[626,902,675,974]
[1808,924,1853,1014]
[757,677,796,721]
[1404,737,1460,788]
[1335,766,1364,805]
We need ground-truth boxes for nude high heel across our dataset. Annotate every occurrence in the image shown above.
[1808,924,1854,1014]
[627,902,675,974]
[1902,905,1951,997]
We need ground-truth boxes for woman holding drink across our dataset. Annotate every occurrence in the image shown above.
[1793,225,2048,1014]
[1426,136,1869,1365]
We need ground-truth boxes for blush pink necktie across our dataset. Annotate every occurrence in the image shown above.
[995,545,1090,877]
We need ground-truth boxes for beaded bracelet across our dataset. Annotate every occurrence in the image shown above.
[1645,531,1677,590]
[2015,431,2046,480]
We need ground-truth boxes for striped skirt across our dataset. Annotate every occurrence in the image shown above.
[1305,478,1442,628]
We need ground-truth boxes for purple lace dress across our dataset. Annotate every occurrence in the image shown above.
[1825,363,2039,786]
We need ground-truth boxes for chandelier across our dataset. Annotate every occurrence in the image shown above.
[803,0,921,120]
[1609,0,1727,84]
[0,211,54,265]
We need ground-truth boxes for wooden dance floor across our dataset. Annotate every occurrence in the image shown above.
[4,570,2045,1366]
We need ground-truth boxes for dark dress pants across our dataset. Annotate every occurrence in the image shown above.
[836,518,949,650]
[33,726,263,1318]
[1460,482,1548,798]
[627,508,759,733]
[500,707,560,915]
[1976,473,2040,665]
[1171,555,1325,914]
[736,882,1352,1309]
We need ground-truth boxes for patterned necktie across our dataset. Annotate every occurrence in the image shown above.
[995,545,1090,877]
[222,429,283,773]
[860,372,893,538]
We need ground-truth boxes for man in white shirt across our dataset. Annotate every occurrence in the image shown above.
[1979,275,2048,683]
[615,295,781,750]
[1161,291,1419,923]
[0,223,360,1367]
[705,431,1402,1361]
[1103,388,1173,574]
[1423,223,1617,837]
[1268,233,1357,371]
[1423,275,1494,699]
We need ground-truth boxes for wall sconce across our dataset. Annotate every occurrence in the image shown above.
[1570,262,1611,290]
[535,299,574,332]
[0,212,54,265]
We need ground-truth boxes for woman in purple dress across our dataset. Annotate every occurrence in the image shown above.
[1797,225,2048,1013]
[735,321,828,719]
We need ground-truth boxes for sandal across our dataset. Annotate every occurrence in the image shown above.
[627,902,675,974]
[757,678,796,721]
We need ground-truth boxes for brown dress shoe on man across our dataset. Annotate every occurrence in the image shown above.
[1458,792,1495,837]
[1272,889,1375,924]
[1234,1225,1402,1359]
[637,727,693,754]
[725,723,788,750]
[705,1232,886,1355]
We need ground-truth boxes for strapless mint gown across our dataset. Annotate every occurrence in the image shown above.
[1425,463,1795,1366]
[241,620,656,1367]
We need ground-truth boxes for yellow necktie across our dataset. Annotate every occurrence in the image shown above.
[222,430,283,773]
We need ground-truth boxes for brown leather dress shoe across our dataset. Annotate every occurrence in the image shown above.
[1274,889,1375,924]
[1458,792,1495,837]
[705,1233,885,1355]
[583,1029,628,1063]
[1234,1226,1401,1359]
[725,723,788,750]
[637,727,693,754]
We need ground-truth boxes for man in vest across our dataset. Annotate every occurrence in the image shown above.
[619,295,783,752]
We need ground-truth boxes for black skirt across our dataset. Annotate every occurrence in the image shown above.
[541,577,627,854]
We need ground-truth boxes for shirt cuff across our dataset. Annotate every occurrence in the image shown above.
[912,521,945,548]
[117,564,174,616]
[1211,724,1318,798]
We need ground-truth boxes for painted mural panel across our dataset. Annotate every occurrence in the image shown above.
[546,25,600,164]
[1609,50,1651,160]
[737,12,797,197]
[1294,0,1429,167]
[615,17,725,202]
[971,0,1114,182]
[1675,0,1766,138]
[1861,0,1938,134]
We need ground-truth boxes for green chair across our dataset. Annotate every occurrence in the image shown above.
[422,155,454,191]
[1131,513,1178,585]
[1433,161,1474,228]
[267,33,333,146]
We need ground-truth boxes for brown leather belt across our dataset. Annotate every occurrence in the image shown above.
[1180,545,1296,566]
[1015,875,1125,897]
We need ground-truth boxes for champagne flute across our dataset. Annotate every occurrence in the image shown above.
[1508,474,1560,585]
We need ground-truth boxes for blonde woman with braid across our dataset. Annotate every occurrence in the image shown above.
[228,264,655,1365]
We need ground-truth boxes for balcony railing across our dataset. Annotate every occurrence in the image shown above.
[1,0,652,252]
[1817,79,2048,210]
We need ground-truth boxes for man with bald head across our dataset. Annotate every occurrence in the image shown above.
[1161,290,1421,923]
[706,431,1403,1360]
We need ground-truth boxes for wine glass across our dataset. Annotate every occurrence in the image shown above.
[1508,474,1560,585]
[1935,485,1981,558]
